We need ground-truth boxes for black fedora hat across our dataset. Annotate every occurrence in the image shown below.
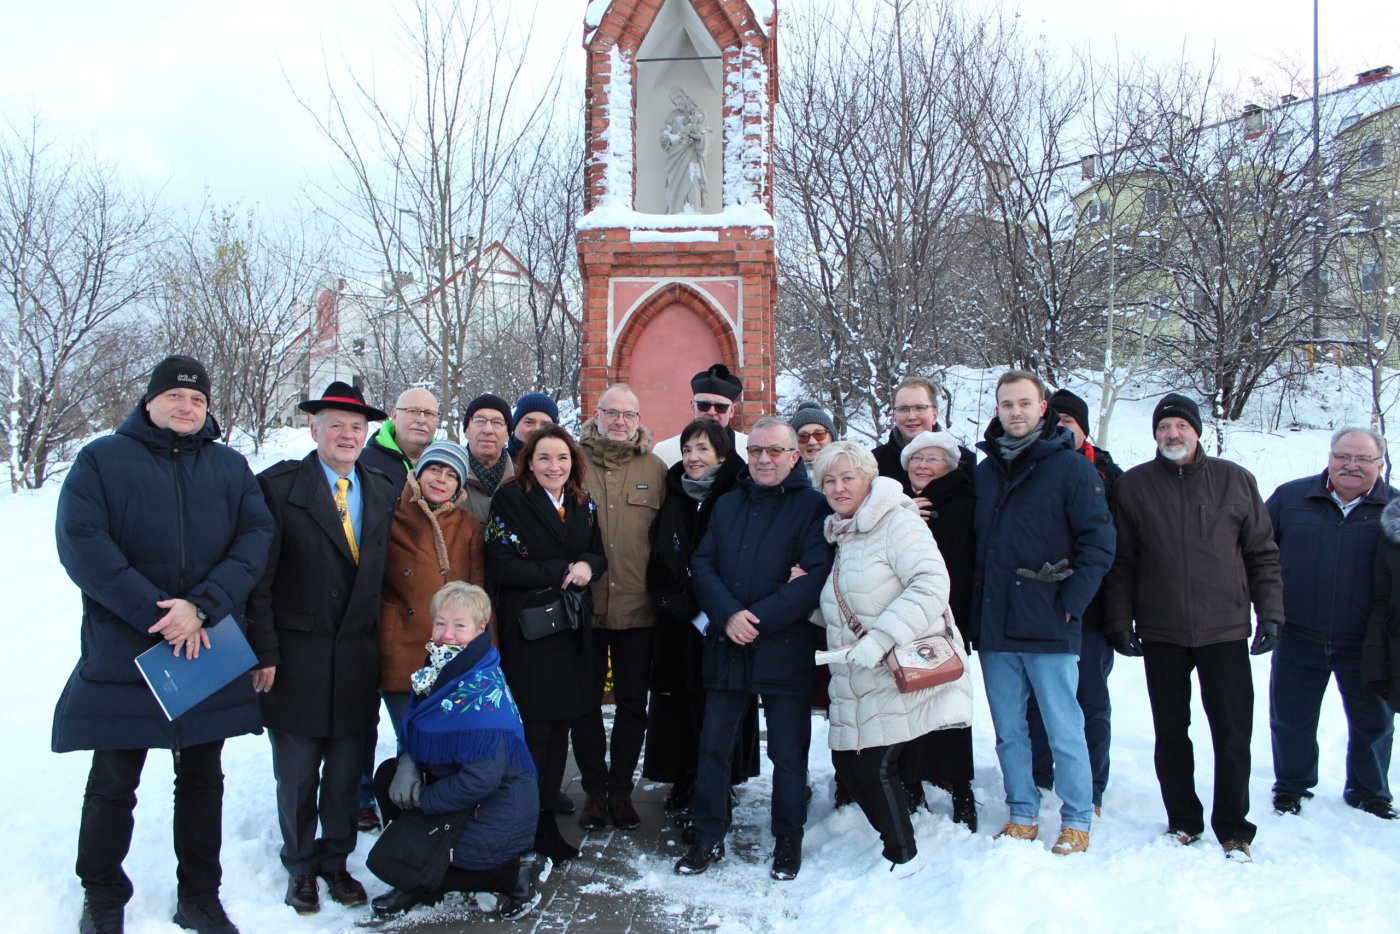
[298,381,389,421]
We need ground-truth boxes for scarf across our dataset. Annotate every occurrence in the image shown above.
[469,451,508,497]
[996,419,1043,463]
[402,635,535,774]
[410,641,464,696]
[404,473,460,577]
[681,463,723,502]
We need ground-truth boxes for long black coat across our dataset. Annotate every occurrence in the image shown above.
[691,461,833,697]
[52,405,274,752]
[905,467,976,641]
[1362,500,1400,706]
[246,452,396,738]
[485,482,607,721]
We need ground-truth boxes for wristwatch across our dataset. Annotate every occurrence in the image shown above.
[195,606,209,623]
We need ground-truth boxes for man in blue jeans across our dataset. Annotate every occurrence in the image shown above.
[971,372,1116,856]
[1266,427,1398,819]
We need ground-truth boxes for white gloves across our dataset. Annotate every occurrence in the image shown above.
[848,634,889,669]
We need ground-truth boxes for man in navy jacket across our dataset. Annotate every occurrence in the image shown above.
[54,355,273,934]
[1267,427,1397,819]
[972,371,1115,856]
[675,417,832,881]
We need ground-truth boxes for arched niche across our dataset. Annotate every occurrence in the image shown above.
[635,0,723,216]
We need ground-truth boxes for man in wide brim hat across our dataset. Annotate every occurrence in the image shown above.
[299,381,389,421]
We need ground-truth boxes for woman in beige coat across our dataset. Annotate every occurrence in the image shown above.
[379,440,484,739]
[812,442,971,866]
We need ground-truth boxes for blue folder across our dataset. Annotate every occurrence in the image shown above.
[135,615,257,721]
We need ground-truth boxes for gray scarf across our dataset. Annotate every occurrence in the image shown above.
[681,463,723,502]
[996,419,1043,463]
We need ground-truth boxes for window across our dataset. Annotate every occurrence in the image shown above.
[1360,138,1385,171]
[1081,199,1108,227]
[1302,267,1330,300]
[351,338,366,357]
[1147,295,1171,321]
[1361,261,1384,293]
[1142,188,1167,218]
[1339,113,1362,131]
[1358,200,1387,230]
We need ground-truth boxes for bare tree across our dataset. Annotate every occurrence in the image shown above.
[157,204,337,450]
[0,122,162,489]
[296,0,566,439]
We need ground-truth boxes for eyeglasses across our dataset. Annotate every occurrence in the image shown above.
[469,416,507,429]
[695,400,732,414]
[797,429,830,443]
[395,406,439,420]
[1330,452,1382,466]
[907,454,947,466]
[599,408,640,421]
[747,445,796,460]
[894,404,934,416]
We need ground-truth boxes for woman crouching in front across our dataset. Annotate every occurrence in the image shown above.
[812,442,972,866]
[370,582,542,921]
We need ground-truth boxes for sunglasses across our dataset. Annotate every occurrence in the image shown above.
[694,400,731,414]
[797,429,830,443]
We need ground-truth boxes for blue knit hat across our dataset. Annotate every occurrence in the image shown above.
[415,439,470,483]
[512,392,559,427]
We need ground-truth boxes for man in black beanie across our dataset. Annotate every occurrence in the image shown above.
[460,393,515,522]
[1104,391,1283,861]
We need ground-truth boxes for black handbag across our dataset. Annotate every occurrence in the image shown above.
[366,806,473,894]
[518,587,567,640]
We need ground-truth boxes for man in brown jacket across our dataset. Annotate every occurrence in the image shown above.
[1104,392,1284,863]
[574,384,669,830]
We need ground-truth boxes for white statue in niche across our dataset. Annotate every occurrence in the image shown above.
[659,87,710,214]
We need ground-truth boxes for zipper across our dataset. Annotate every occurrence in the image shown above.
[173,440,188,594]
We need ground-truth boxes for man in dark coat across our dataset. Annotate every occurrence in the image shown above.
[354,385,439,831]
[676,417,833,881]
[1104,392,1284,861]
[246,382,397,915]
[972,371,1115,856]
[872,375,976,486]
[1266,427,1397,819]
[54,355,274,934]
[1027,388,1125,815]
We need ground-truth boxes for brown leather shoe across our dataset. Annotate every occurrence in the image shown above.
[608,793,641,829]
[994,822,1039,842]
[579,793,609,831]
[320,869,368,906]
[285,874,319,914]
[355,806,381,832]
[1050,827,1090,855]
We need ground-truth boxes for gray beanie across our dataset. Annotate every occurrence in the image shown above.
[415,439,470,483]
[900,430,961,470]
[789,400,836,437]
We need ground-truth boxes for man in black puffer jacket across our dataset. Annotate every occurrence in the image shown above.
[54,355,274,934]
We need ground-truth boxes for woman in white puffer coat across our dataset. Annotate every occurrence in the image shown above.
[812,442,973,866]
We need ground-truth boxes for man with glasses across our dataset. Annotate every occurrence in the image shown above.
[676,417,832,881]
[873,376,975,487]
[573,384,668,831]
[360,387,440,488]
[460,394,515,522]
[1105,392,1284,862]
[789,401,837,464]
[653,363,748,466]
[354,387,441,831]
[1265,428,1397,819]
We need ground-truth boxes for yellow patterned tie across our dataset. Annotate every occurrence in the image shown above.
[335,478,359,564]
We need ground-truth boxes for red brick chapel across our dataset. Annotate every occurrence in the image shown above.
[576,0,778,443]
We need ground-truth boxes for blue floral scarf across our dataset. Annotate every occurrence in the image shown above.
[402,635,535,775]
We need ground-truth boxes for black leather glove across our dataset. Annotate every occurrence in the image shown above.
[388,754,423,809]
[1016,560,1074,583]
[1250,620,1281,656]
[1108,630,1144,657]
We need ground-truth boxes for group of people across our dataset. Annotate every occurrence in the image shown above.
[52,353,1400,934]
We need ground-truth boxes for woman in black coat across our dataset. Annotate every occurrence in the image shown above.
[643,420,759,814]
[485,426,606,863]
[892,431,978,830]
[1363,499,1400,708]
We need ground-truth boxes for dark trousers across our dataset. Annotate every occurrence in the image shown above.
[899,726,973,790]
[360,692,413,809]
[268,730,362,875]
[1270,629,1395,806]
[573,627,653,796]
[76,741,225,906]
[833,742,914,861]
[693,690,811,845]
[1029,629,1115,805]
[524,719,571,805]
[1143,639,1256,843]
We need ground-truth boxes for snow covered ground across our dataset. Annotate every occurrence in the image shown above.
[5,366,1400,932]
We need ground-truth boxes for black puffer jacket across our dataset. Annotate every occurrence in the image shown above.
[53,405,274,752]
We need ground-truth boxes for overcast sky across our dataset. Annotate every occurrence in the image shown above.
[1,0,1395,215]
